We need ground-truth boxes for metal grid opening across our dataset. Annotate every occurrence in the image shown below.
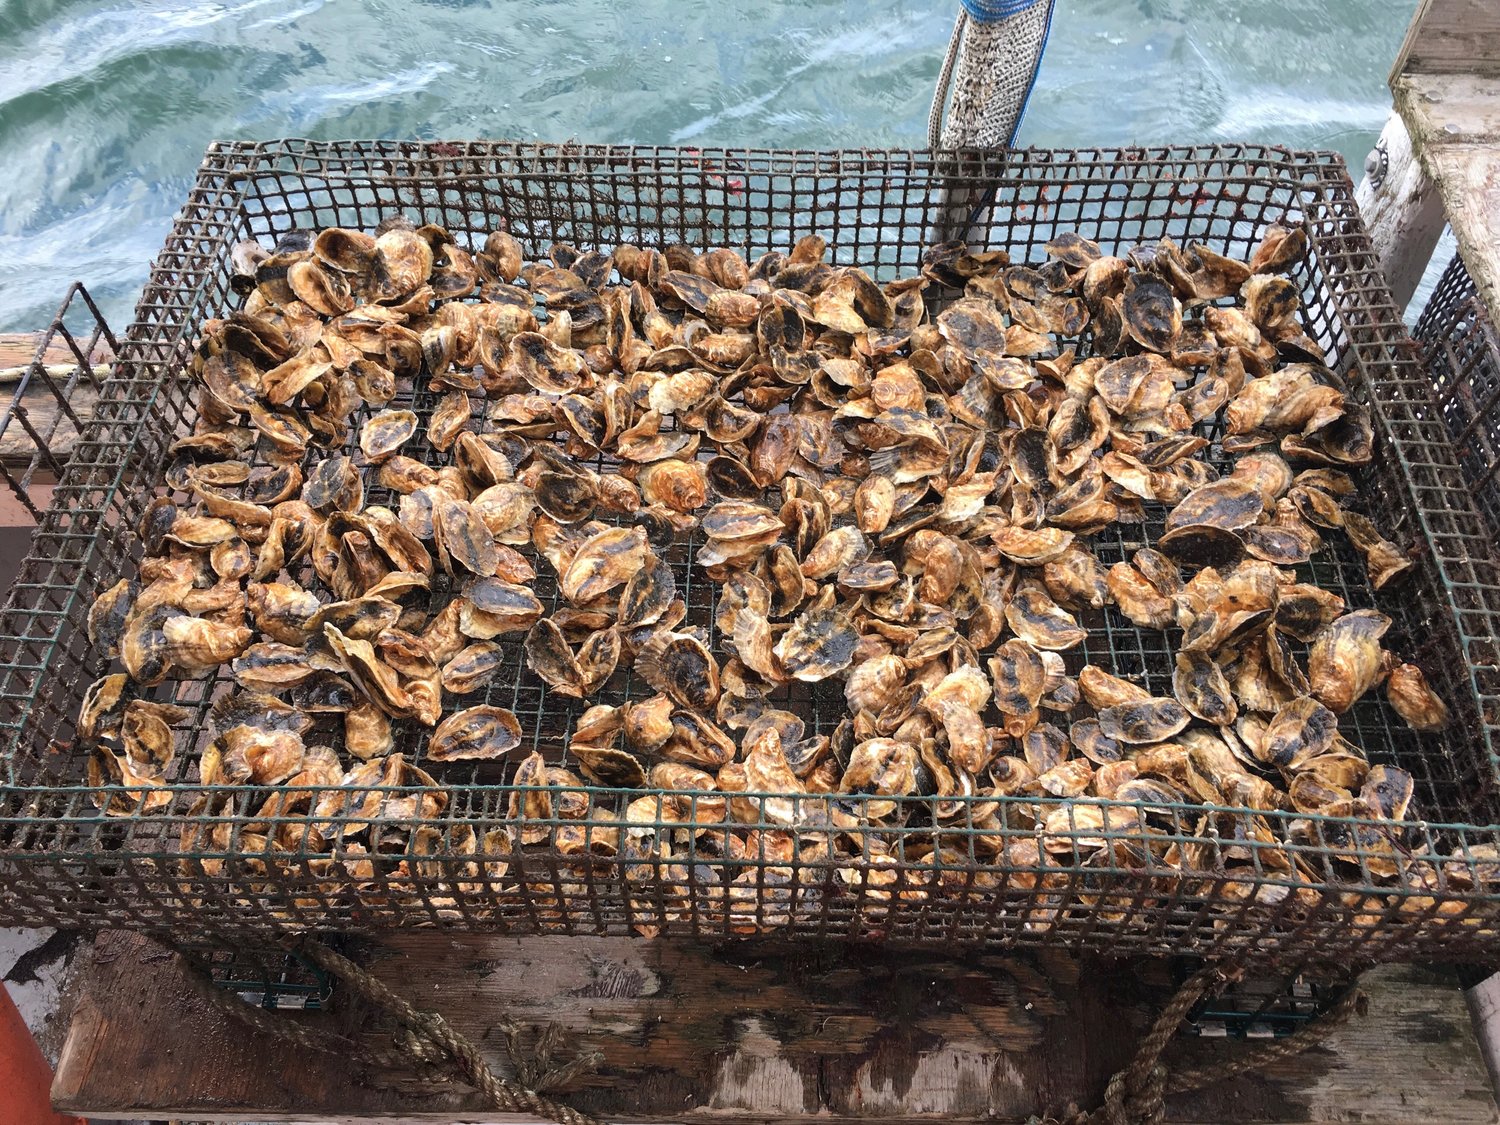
[191,941,334,1010]
[1,142,1499,961]
[1416,254,1500,540]
[0,284,117,522]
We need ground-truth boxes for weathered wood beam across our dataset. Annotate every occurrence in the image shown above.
[1354,112,1447,311]
[0,332,112,383]
[53,931,1498,1124]
[0,331,115,468]
[1393,72,1500,324]
[1392,0,1500,84]
[1469,973,1500,1106]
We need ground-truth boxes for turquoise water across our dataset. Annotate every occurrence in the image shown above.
[0,0,1419,333]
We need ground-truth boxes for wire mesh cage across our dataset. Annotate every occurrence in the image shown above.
[2,142,1500,963]
[0,283,117,523]
[1415,253,1500,540]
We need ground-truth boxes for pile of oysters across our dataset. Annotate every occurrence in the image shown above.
[76,214,1489,927]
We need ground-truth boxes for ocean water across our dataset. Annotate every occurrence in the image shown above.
[0,0,1421,333]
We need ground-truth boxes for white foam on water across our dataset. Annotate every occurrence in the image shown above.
[670,10,931,143]
[252,62,453,129]
[244,0,325,32]
[1210,91,1389,138]
[0,0,297,103]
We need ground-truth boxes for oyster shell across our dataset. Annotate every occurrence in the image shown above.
[359,409,418,462]
[427,706,522,761]
[1308,610,1390,713]
[1386,663,1449,732]
[774,592,858,682]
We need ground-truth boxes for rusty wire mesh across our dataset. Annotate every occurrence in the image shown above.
[1,142,1499,962]
[0,284,117,522]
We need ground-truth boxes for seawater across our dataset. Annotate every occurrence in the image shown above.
[0,0,1422,332]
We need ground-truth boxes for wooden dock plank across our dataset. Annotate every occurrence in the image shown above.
[1392,0,1500,82]
[1391,46,1500,325]
[51,932,1497,1124]
[0,333,68,375]
[0,385,102,466]
[0,332,112,381]
[1396,72,1500,144]
[51,931,496,1122]
[1423,142,1500,320]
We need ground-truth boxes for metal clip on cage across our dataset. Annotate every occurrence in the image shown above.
[2,143,1500,964]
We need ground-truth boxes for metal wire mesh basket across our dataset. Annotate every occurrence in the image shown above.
[3,142,1500,962]
[0,283,116,523]
[1416,253,1500,540]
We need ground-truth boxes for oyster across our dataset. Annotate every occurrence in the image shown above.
[1006,585,1088,651]
[572,744,648,788]
[461,578,544,638]
[345,700,395,761]
[88,578,136,659]
[524,619,586,697]
[78,673,128,742]
[638,459,708,513]
[618,556,676,630]
[560,526,649,604]
[623,695,675,754]
[162,616,254,673]
[1260,696,1338,768]
[639,631,719,711]
[85,221,1448,929]
[774,592,857,682]
[435,496,499,576]
[1096,697,1190,745]
[1172,650,1237,727]
[1308,610,1390,713]
[440,642,505,694]
[1386,663,1449,731]
[427,705,523,761]
[988,639,1046,716]
[359,409,419,462]
[1123,276,1181,352]
[1342,511,1413,590]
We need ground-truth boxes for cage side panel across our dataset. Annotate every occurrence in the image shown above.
[0,153,251,868]
[1,142,1497,958]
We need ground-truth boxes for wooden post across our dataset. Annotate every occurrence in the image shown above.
[1392,72,1500,323]
[1392,0,1500,83]
[1385,0,1500,323]
[1354,111,1447,312]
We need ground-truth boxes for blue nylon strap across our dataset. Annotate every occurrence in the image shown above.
[960,0,1046,22]
[1007,0,1054,144]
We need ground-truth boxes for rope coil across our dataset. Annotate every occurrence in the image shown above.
[1082,967,1367,1125]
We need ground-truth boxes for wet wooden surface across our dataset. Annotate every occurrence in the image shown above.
[1393,0,1500,81]
[1392,0,1500,324]
[1354,111,1446,309]
[52,931,1497,1123]
[0,331,113,378]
